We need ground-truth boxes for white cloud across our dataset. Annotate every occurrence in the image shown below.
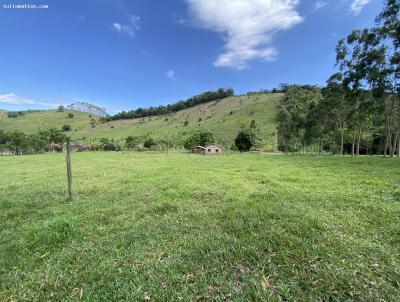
[313,1,327,12]
[185,0,303,70]
[0,93,63,107]
[166,70,175,80]
[113,13,140,38]
[113,23,122,31]
[350,0,370,15]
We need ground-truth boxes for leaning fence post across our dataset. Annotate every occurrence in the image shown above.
[66,138,73,200]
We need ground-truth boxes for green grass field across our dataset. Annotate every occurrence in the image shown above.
[0,93,280,149]
[1,153,399,301]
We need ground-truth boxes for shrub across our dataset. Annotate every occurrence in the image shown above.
[125,136,140,149]
[7,111,24,118]
[68,113,74,118]
[100,138,116,151]
[102,142,116,151]
[62,125,71,132]
[144,138,156,149]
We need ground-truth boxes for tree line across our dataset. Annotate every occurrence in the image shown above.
[106,88,234,121]
[277,0,400,157]
[0,128,67,155]
[0,128,176,155]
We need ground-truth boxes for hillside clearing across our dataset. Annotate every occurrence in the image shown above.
[1,153,399,301]
[0,93,281,149]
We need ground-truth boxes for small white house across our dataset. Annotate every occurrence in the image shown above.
[204,144,223,155]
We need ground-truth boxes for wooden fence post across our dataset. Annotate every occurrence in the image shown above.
[66,138,73,200]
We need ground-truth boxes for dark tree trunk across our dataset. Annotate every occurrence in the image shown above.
[384,95,395,157]
[340,128,345,156]
[352,128,356,156]
[392,129,399,157]
[319,137,323,155]
[386,127,393,157]
[398,134,400,157]
[384,134,389,157]
[356,126,362,156]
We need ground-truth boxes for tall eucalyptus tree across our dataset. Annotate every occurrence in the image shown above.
[375,0,400,156]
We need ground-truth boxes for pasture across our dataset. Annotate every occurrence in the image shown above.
[1,152,399,301]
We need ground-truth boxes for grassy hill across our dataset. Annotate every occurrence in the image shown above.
[0,93,281,150]
[0,109,95,134]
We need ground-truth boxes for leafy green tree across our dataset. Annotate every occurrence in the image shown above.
[335,29,378,156]
[235,130,253,152]
[277,85,323,153]
[305,98,335,155]
[8,131,28,155]
[28,132,49,153]
[184,131,214,149]
[323,73,348,155]
[48,128,67,144]
[0,130,11,155]
[375,0,400,156]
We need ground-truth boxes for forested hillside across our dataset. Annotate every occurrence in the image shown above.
[277,1,400,157]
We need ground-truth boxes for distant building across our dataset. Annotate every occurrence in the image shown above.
[191,146,206,154]
[191,144,223,155]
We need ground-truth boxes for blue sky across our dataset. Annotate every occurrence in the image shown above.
[0,0,382,113]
